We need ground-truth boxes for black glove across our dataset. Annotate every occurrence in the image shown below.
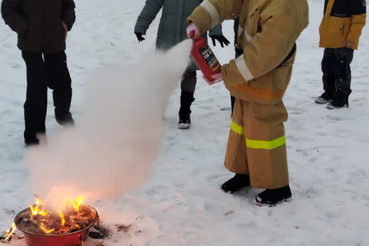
[135,32,145,42]
[210,35,230,48]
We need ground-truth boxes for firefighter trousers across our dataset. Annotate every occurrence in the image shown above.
[224,98,289,189]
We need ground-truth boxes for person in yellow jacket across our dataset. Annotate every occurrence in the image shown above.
[315,0,366,109]
[187,0,309,206]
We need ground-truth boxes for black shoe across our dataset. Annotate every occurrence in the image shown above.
[56,112,75,126]
[221,174,251,193]
[315,92,333,104]
[326,98,349,109]
[178,91,194,130]
[25,136,40,147]
[255,185,292,207]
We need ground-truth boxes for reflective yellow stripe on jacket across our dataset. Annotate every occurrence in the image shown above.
[231,121,286,150]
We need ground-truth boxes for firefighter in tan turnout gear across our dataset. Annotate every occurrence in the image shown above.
[187,0,309,206]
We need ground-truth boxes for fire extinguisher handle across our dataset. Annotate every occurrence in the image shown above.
[186,23,200,39]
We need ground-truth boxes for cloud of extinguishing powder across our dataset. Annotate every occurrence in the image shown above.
[23,40,192,207]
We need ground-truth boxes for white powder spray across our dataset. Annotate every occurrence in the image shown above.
[24,40,192,207]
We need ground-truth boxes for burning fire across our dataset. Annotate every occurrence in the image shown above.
[40,223,55,234]
[2,195,97,244]
[60,212,66,226]
[22,196,90,235]
[72,196,84,212]
[30,198,47,217]
[1,223,16,242]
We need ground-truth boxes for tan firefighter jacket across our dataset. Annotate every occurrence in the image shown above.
[319,0,367,50]
[188,0,309,105]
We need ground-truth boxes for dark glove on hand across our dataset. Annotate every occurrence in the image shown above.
[135,32,145,42]
[210,35,230,48]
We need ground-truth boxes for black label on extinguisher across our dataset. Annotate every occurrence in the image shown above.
[199,44,219,70]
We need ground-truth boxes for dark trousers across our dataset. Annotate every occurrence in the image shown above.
[230,46,242,116]
[321,47,354,100]
[231,95,236,114]
[179,69,196,116]
[181,69,197,93]
[22,51,72,141]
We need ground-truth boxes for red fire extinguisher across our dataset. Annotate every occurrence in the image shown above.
[191,37,221,83]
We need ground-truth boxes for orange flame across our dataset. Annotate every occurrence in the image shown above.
[1,223,16,242]
[40,223,55,234]
[60,212,66,226]
[30,203,39,216]
[39,210,48,216]
[30,198,48,217]
[72,197,85,212]
[35,198,42,205]
[28,196,86,234]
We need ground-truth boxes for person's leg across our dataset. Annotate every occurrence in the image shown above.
[222,98,250,193]
[315,48,335,104]
[327,47,354,109]
[231,95,236,116]
[231,36,241,116]
[22,51,48,145]
[178,69,196,129]
[244,101,291,206]
[44,51,74,125]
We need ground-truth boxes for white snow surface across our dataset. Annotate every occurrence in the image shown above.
[1,0,369,245]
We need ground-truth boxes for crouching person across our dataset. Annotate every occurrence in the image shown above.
[187,0,309,206]
[1,0,76,146]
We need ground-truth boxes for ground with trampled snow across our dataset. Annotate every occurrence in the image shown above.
[1,0,369,245]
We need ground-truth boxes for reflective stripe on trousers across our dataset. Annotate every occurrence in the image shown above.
[230,121,286,150]
[224,99,289,189]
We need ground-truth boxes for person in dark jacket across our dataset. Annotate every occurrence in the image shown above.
[315,0,366,109]
[1,0,76,146]
[134,0,230,130]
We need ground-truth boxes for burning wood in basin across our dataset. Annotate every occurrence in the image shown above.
[15,198,98,236]
[17,206,96,235]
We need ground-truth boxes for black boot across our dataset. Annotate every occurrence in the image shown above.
[221,174,251,193]
[25,135,40,147]
[178,91,194,130]
[56,112,75,126]
[255,185,292,207]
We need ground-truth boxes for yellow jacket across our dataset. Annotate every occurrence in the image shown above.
[319,0,366,50]
[188,0,309,105]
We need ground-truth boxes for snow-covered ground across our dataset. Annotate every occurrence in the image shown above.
[1,0,369,245]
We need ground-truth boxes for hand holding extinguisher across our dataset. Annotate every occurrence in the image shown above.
[186,23,201,39]
[187,23,223,85]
